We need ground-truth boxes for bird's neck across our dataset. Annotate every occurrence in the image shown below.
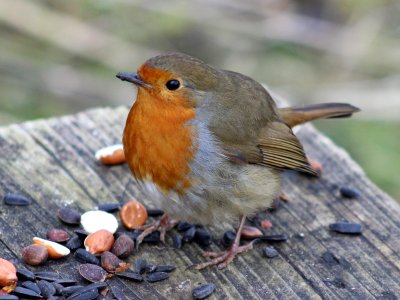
[123,92,197,194]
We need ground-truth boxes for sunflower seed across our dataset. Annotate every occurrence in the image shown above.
[134,259,147,274]
[67,288,99,300]
[172,234,183,249]
[13,286,42,298]
[16,268,36,281]
[116,271,143,282]
[143,231,161,243]
[97,203,121,213]
[58,208,81,225]
[62,286,85,297]
[21,281,41,295]
[182,226,196,242]
[52,282,64,295]
[34,271,61,281]
[192,283,216,299]
[111,285,126,300]
[176,222,193,232]
[4,194,31,206]
[222,230,236,247]
[0,295,19,300]
[259,234,288,242]
[194,228,212,246]
[146,208,164,217]
[75,249,100,265]
[262,246,279,258]
[74,229,89,240]
[339,187,359,199]
[329,222,362,234]
[55,278,78,286]
[145,271,169,282]
[155,265,176,273]
[66,236,82,251]
[37,280,56,298]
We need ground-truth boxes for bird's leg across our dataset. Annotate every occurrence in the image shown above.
[195,215,254,270]
[135,214,177,246]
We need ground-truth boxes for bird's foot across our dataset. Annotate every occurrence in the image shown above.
[195,241,255,270]
[135,214,177,246]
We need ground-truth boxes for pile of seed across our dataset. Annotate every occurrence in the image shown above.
[1,182,363,299]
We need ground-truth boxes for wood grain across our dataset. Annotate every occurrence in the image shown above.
[0,107,399,299]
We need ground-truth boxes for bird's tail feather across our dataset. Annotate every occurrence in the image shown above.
[279,103,360,128]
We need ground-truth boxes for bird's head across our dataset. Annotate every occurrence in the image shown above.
[116,53,219,108]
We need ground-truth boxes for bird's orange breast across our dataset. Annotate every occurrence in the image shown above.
[123,88,197,194]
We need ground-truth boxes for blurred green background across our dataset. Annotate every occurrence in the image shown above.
[0,0,399,199]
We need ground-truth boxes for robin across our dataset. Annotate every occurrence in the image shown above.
[117,53,359,269]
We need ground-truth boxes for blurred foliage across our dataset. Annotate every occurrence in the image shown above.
[0,0,399,199]
[316,120,400,200]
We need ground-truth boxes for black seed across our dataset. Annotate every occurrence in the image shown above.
[34,271,61,281]
[145,264,157,273]
[134,259,147,274]
[128,230,142,240]
[37,280,56,298]
[259,234,288,242]
[222,230,236,247]
[145,272,169,282]
[116,271,143,282]
[62,286,85,297]
[55,278,78,286]
[75,249,100,265]
[176,222,193,232]
[194,228,212,246]
[58,207,81,225]
[97,203,121,212]
[67,288,99,300]
[322,251,340,265]
[70,282,107,296]
[78,264,107,282]
[0,295,19,300]
[4,193,31,206]
[155,265,176,273]
[146,208,164,217]
[192,283,216,299]
[52,282,64,295]
[111,285,126,300]
[329,222,362,234]
[340,187,359,199]
[66,236,83,251]
[17,268,35,281]
[143,231,161,243]
[21,281,41,295]
[262,246,279,258]
[172,234,183,249]
[182,226,196,242]
[74,229,89,240]
[13,286,42,298]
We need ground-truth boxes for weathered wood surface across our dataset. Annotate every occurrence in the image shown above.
[1,106,400,300]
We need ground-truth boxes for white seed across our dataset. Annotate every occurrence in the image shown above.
[32,237,70,259]
[95,144,125,165]
[81,210,118,234]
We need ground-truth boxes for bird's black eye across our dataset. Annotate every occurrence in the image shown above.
[166,79,180,91]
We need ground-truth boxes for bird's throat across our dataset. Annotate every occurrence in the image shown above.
[123,92,196,194]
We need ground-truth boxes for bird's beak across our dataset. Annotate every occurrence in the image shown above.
[116,72,150,88]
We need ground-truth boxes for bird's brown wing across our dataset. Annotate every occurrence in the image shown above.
[222,121,317,176]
